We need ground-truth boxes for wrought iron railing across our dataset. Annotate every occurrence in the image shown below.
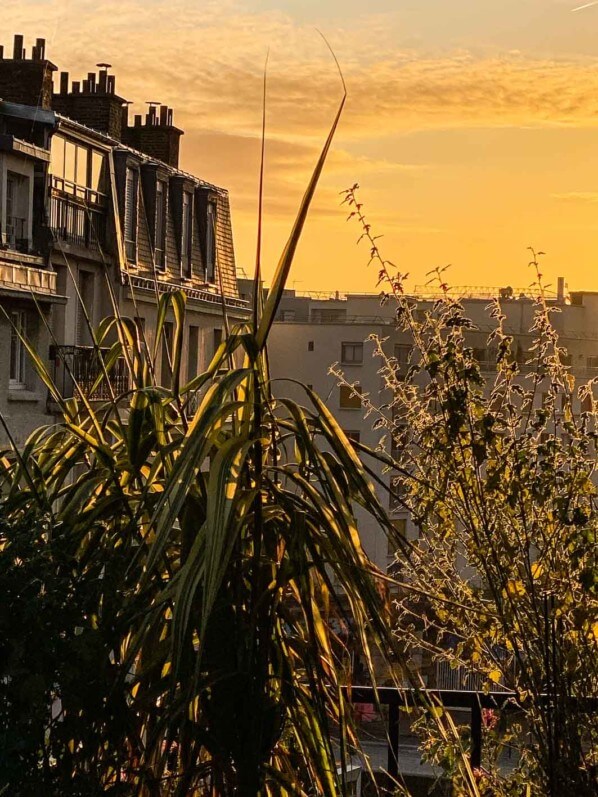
[49,179,107,251]
[5,215,29,253]
[343,685,598,780]
[50,345,128,399]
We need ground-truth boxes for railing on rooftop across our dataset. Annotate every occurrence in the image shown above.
[125,274,249,311]
[285,286,559,302]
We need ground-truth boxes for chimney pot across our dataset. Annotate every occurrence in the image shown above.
[98,69,107,93]
[107,75,115,94]
[159,104,168,125]
[59,71,69,94]
[0,45,3,60]
[36,38,45,60]
[13,34,23,60]
[134,113,142,126]
[72,80,81,94]
[87,72,96,92]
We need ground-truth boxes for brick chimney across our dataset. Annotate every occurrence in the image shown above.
[0,35,56,109]
[53,64,129,139]
[122,104,183,168]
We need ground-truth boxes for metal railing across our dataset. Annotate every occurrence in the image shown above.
[49,179,107,250]
[5,215,29,253]
[343,685,598,780]
[51,345,128,399]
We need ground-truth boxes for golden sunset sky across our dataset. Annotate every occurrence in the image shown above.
[6,0,598,292]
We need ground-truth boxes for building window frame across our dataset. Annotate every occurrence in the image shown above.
[341,342,363,365]
[155,179,167,271]
[124,166,139,263]
[181,190,193,279]
[205,200,217,283]
[9,310,27,389]
[339,383,362,410]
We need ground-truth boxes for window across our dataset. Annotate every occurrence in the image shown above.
[213,328,223,357]
[339,384,362,410]
[341,342,363,365]
[76,270,94,346]
[187,326,199,381]
[281,310,296,322]
[394,344,412,367]
[581,393,593,413]
[205,201,217,283]
[182,191,193,278]
[5,172,29,251]
[344,430,361,446]
[155,180,167,270]
[124,167,138,262]
[308,341,314,352]
[587,356,598,370]
[310,307,347,323]
[388,518,407,556]
[9,311,27,389]
[160,322,173,386]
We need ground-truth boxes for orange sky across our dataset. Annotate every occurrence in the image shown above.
[7,0,598,293]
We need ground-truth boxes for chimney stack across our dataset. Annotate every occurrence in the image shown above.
[52,62,129,139]
[122,103,183,167]
[0,34,56,108]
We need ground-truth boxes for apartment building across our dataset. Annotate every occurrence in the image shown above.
[0,34,248,445]
[266,281,598,573]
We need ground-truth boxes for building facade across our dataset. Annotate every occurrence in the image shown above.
[266,283,598,573]
[0,34,248,445]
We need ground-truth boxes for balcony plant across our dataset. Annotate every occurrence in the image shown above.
[0,79,404,797]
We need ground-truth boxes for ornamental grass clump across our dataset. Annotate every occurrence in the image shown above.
[0,85,404,797]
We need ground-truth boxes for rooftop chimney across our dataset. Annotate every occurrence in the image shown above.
[0,34,56,109]
[122,103,183,167]
[52,62,129,139]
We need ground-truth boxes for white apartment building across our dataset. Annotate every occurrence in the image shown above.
[266,281,598,573]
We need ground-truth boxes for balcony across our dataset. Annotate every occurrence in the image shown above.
[49,177,107,252]
[0,259,56,295]
[51,345,128,400]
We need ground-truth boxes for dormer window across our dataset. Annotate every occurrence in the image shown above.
[124,166,138,262]
[206,200,216,283]
[181,191,193,278]
[155,179,167,270]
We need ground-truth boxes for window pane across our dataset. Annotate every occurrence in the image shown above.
[339,384,362,409]
[341,342,363,364]
[50,134,65,178]
[76,145,88,187]
[124,168,138,261]
[90,151,104,192]
[206,201,216,282]
[64,141,76,185]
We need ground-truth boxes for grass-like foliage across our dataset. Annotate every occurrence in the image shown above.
[0,93,401,796]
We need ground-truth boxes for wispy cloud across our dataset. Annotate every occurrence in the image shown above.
[551,191,598,202]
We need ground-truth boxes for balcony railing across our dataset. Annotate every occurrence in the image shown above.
[5,215,29,253]
[0,261,56,294]
[49,178,107,251]
[343,685,598,780]
[51,345,128,400]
